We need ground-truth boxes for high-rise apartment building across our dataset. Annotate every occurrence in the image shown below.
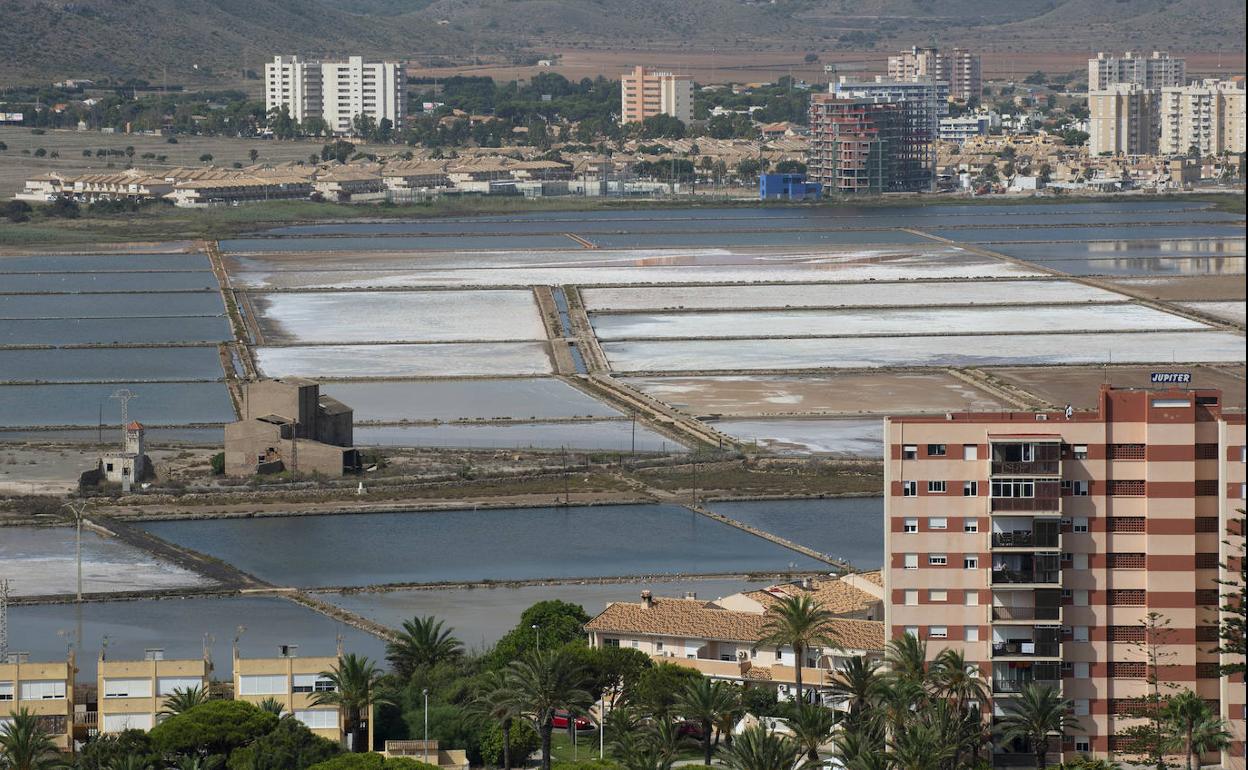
[265,55,406,136]
[1089,84,1159,156]
[884,385,1246,766]
[1089,51,1187,91]
[1160,78,1247,156]
[887,46,982,102]
[619,66,694,126]
[808,95,906,194]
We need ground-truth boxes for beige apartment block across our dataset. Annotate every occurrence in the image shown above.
[0,655,76,752]
[1089,84,1159,156]
[1160,78,1247,156]
[232,648,344,744]
[586,575,885,705]
[1089,51,1186,91]
[97,649,210,734]
[884,385,1245,767]
[887,46,981,102]
[266,55,406,136]
[619,66,693,126]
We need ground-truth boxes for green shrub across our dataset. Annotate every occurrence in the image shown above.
[211,452,226,475]
[479,719,540,767]
[148,700,277,757]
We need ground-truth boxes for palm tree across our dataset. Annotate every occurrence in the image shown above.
[930,649,988,713]
[827,655,882,728]
[834,730,887,770]
[158,684,209,717]
[506,648,594,770]
[759,594,835,704]
[106,756,150,770]
[788,701,837,762]
[995,683,1081,769]
[883,632,929,691]
[674,677,740,765]
[1162,691,1231,770]
[0,709,65,770]
[386,616,464,679]
[610,720,688,770]
[256,697,286,717]
[1187,716,1231,770]
[886,721,956,770]
[312,653,393,752]
[173,757,223,770]
[719,724,806,770]
[474,670,523,770]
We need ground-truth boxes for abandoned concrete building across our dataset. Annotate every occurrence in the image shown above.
[100,421,151,489]
[224,378,360,477]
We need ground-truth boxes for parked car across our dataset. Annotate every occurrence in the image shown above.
[551,710,594,730]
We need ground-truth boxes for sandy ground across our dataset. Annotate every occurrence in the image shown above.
[0,443,216,496]
[623,372,1006,417]
[1100,276,1248,302]
[989,365,1247,410]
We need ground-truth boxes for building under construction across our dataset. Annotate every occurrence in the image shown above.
[807,93,930,194]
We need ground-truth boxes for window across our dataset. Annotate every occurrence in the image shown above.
[964,519,979,533]
[965,556,980,569]
[1074,591,1089,607]
[1073,554,1089,570]
[963,444,977,461]
[655,642,664,651]
[0,682,11,701]
[1073,517,1089,533]
[19,681,65,700]
[1195,517,1219,533]
[963,481,979,496]
[964,591,979,606]
[928,481,947,494]
[1073,626,1090,641]
[1074,699,1090,716]
[292,675,336,694]
[103,713,153,732]
[991,478,1035,498]
[929,554,947,566]
[929,626,948,639]
[903,445,917,460]
[929,516,948,529]
[1196,589,1219,606]
[903,518,918,533]
[904,553,918,570]
[157,677,203,696]
[1073,662,1090,679]
[927,444,947,457]
[1072,480,1089,496]
[603,638,620,648]
[1195,479,1219,496]
[964,626,979,642]
[294,710,338,729]
[103,678,152,699]
[929,589,947,602]
[238,675,287,696]
[904,590,919,606]
[1072,444,1088,460]
[1196,625,1219,642]
[1075,737,1091,753]
[902,481,917,497]
[903,626,919,639]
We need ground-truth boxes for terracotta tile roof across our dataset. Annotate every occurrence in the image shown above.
[585,597,884,652]
[747,574,882,617]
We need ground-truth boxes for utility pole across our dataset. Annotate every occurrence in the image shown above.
[0,578,9,660]
[63,500,88,660]
[109,388,137,447]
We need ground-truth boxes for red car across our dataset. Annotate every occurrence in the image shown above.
[551,710,594,731]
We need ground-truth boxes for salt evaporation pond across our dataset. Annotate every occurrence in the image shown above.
[2,316,231,346]
[714,418,883,458]
[580,279,1124,311]
[601,330,1248,371]
[0,253,209,272]
[590,304,1202,340]
[224,234,579,253]
[0,346,225,383]
[996,238,1246,260]
[323,578,767,652]
[1010,256,1246,277]
[0,272,220,293]
[0,427,224,445]
[0,382,234,427]
[0,526,208,596]
[0,292,226,319]
[930,224,1247,243]
[705,498,884,568]
[141,504,828,588]
[322,378,618,421]
[256,342,552,378]
[9,597,385,680]
[354,420,682,453]
[1179,301,1247,325]
[252,290,546,343]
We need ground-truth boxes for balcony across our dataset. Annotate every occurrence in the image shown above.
[992,554,1060,586]
[991,604,1061,621]
[992,662,1061,694]
[991,529,1059,549]
[991,460,1060,475]
[991,495,1060,513]
[990,442,1061,477]
[992,627,1060,658]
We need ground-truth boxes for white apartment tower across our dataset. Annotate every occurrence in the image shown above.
[619,66,694,126]
[265,55,406,136]
[1089,84,1159,156]
[1159,78,1247,156]
[1088,51,1186,91]
[887,46,981,102]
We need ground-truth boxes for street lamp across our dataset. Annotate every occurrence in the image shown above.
[532,624,540,653]
[62,500,88,659]
[423,688,430,757]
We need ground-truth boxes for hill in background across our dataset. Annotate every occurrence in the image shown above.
[0,0,1243,84]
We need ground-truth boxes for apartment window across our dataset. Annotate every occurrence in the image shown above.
[1074,699,1090,716]
[928,481,947,494]
[1195,443,1219,459]
[1072,444,1088,460]
[963,444,977,461]
[1196,662,1220,679]
[1072,480,1090,496]
[1073,554,1089,570]
[292,675,336,694]
[1073,662,1090,679]
[929,554,948,566]
[1109,517,1145,533]
[929,626,948,639]
[903,626,919,639]
[902,445,918,460]
[902,481,917,497]
[0,682,12,701]
[19,681,65,700]
[904,590,919,606]
[631,640,639,648]
[157,677,203,696]
[991,478,1035,498]
[294,709,338,730]
[929,589,947,602]
[238,675,287,696]
[964,591,979,606]
[904,553,918,570]
[102,713,153,733]
[903,518,918,533]
[963,481,978,496]
[1109,590,1146,606]
[1073,517,1089,533]
[103,679,152,699]
[964,556,979,569]
[927,444,947,457]
[603,638,620,648]
[1061,589,1072,599]
[1073,625,1090,641]
[964,626,979,642]
[654,642,664,651]
[1074,591,1089,607]
[929,516,948,529]
[1074,738,1091,753]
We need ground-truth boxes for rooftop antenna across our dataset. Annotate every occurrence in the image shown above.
[0,578,9,659]
[110,388,138,447]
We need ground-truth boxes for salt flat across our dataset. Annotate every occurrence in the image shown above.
[256,342,553,378]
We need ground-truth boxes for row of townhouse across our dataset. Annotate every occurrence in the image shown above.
[585,572,886,705]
